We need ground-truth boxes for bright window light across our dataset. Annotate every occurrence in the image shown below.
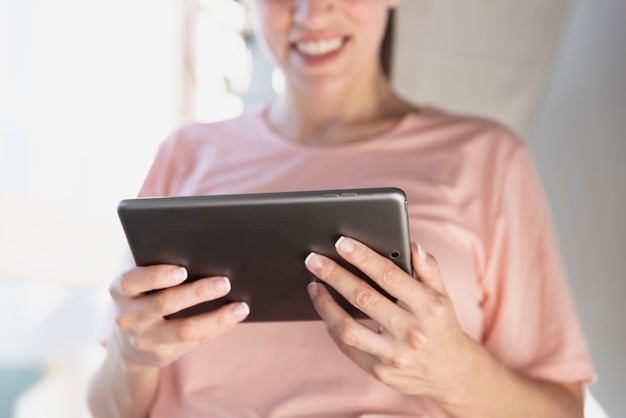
[0,1,273,415]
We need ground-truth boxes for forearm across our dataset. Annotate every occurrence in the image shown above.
[87,343,160,418]
[437,340,584,418]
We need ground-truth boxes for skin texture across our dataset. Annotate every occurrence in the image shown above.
[88,266,250,417]
[248,0,413,146]
[249,0,398,96]
[305,237,584,417]
[88,1,586,417]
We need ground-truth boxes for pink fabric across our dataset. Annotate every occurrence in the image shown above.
[137,106,595,417]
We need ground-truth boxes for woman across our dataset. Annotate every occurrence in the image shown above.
[88,1,595,417]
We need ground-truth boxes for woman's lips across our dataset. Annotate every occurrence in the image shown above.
[291,36,349,67]
[294,37,344,56]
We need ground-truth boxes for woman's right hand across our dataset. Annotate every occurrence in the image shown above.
[109,265,250,368]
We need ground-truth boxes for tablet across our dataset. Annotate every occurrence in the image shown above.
[117,187,412,322]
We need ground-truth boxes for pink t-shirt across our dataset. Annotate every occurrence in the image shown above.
[138,106,595,417]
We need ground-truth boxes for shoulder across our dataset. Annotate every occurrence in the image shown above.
[141,107,268,196]
[399,106,528,180]
[414,106,524,152]
[164,107,266,152]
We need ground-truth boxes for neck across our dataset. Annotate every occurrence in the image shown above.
[267,71,415,146]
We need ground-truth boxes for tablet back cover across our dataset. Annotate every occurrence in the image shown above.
[117,187,412,322]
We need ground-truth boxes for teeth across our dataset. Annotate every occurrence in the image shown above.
[295,38,343,56]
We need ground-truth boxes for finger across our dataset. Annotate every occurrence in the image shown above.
[332,236,429,309]
[143,276,232,318]
[111,265,188,298]
[148,301,250,345]
[331,337,382,380]
[410,242,447,295]
[306,251,413,333]
[307,280,393,358]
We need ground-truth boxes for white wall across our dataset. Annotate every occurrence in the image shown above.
[530,0,626,415]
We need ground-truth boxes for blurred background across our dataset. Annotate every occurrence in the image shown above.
[0,0,624,416]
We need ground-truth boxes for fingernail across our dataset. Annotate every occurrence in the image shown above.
[335,236,354,254]
[307,281,319,298]
[305,252,324,270]
[233,302,250,319]
[413,242,427,260]
[212,277,231,294]
[169,267,188,283]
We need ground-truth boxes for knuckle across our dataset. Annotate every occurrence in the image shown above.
[198,331,218,345]
[354,248,375,265]
[216,309,234,329]
[151,292,174,314]
[390,352,413,369]
[112,273,133,297]
[315,290,333,311]
[193,281,211,300]
[174,319,198,342]
[405,325,427,350]
[427,295,447,318]
[151,348,175,366]
[380,262,403,287]
[335,339,352,357]
[321,263,341,285]
[387,312,404,332]
[371,363,392,384]
[353,286,377,310]
[335,320,360,347]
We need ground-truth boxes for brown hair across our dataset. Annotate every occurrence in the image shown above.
[380,9,395,79]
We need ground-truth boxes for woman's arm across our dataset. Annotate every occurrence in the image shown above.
[87,337,160,418]
[87,265,250,418]
[433,332,584,418]
[305,237,584,418]
[441,356,583,418]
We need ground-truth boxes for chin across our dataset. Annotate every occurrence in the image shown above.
[289,72,356,98]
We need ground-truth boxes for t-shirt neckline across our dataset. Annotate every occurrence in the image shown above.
[249,104,434,153]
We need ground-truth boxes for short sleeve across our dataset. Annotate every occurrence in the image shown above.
[481,145,595,383]
[138,134,178,198]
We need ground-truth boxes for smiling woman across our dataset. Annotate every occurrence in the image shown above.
[87,1,595,417]
[246,0,397,95]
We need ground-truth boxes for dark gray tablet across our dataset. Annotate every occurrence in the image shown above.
[117,187,412,322]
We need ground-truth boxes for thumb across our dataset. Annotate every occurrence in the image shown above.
[411,242,447,295]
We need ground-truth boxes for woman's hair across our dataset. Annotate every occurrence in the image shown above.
[380,9,395,79]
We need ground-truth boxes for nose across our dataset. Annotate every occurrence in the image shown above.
[293,0,335,27]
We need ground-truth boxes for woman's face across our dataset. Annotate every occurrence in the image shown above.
[248,0,397,95]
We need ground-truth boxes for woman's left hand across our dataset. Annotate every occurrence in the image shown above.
[305,236,480,401]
